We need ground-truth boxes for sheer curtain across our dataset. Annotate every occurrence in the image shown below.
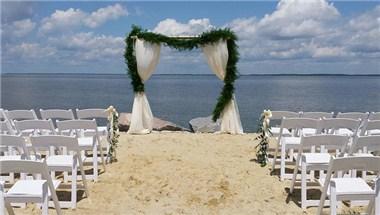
[128,38,161,134]
[202,40,244,134]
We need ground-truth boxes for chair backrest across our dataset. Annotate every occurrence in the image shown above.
[351,135,380,154]
[336,112,369,120]
[0,134,29,157]
[5,109,38,121]
[40,109,75,120]
[0,109,7,120]
[280,117,320,130]
[300,112,334,119]
[300,134,349,152]
[271,111,300,120]
[360,120,380,136]
[14,119,56,135]
[56,119,98,136]
[30,135,80,152]
[76,108,107,119]
[320,118,361,134]
[369,112,380,120]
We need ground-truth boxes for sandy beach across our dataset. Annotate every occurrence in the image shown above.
[13,132,366,215]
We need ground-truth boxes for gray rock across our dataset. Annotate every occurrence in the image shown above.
[118,113,188,132]
[189,116,221,133]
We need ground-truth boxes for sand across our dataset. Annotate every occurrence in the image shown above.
[13,132,364,215]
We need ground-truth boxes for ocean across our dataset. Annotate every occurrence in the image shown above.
[1,73,379,132]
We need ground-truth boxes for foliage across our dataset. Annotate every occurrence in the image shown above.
[106,107,120,163]
[124,25,240,121]
[255,111,272,167]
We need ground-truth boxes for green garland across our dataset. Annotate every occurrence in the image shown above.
[255,111,272,167]
[124,25,240,121]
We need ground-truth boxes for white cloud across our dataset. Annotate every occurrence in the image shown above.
[7,43,56,59]
[153,18,213,36]
[47,32,124,61]
[3,18,36,38]
[40,4,127,34]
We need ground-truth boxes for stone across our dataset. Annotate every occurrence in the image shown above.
[118,113,188,132]
[189,116,221,133]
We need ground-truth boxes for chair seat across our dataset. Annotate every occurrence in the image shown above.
[78,137,94,148]
[281,137,301,147]
[336,128,354,136]
[0,155,38,161]
[368,129,380,135]
[7,179,61,198]
[302,153,332,164]
[302,128,317,136]
[272,127,291,136]
[329,178,374,196]
[46,155,74,167]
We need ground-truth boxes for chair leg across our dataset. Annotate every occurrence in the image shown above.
[301,162,307,210]
[272,144,279,172]
[330,185,337,215]
[280,144,286,181]
[71,160,77,209]
[42,182,48,215]
[5,202,14,215]
[290,154,301,194]
[93,144,98,182]
[78,155,89,197]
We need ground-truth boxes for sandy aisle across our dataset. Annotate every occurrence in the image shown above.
[13,132,342,214]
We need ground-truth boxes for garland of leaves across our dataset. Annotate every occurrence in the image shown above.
[106,106,120,163]
[124,25,239,121]
[255,110,272,167]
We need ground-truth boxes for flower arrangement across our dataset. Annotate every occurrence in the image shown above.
[105,106,120,163]
[255,109,272,167]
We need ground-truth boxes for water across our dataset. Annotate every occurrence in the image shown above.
[1,74,380,132]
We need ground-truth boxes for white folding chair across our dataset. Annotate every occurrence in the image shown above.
[289,134,350,209]
[57,119,106,182]
[317,156,380,215]
[301,112,334,119]
[320,118,361,139]
[30,135,89,209]
[369,112,380,121]
[0,135,31,183]
[4,110,38,128]
[0,159,62,215]
[14,119,56,137]
[272,117,320,181]
[269,111,300,137]
[40,109,75,122]
[361,120,380,136]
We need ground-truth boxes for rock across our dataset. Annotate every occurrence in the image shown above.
[118,113,188,132]
[189,116,221,133]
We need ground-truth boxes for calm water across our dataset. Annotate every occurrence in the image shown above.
[1,74,380,132]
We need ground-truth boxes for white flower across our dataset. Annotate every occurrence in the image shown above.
[263,109,272,119]
[105,105,116,114]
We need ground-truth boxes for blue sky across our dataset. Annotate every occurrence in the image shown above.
[1,1,380,74]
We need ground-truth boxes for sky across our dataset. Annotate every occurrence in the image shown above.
[1,0,380,75]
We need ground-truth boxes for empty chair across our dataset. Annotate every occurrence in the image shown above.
[369,112,380,120]
[301,112,334,119]
[57,119,106,181]
[269,111,300,138]
[0,135,30,183]
[336,112,369,120]
[272,117,320,181]
[361,120,380,136]
[30,135,89,209]
[40,109,75,122]
[317,156,380,215]
[0,159,62,215]
[289,135,350,209]
[4,109,38,128]
[14,119,56,136]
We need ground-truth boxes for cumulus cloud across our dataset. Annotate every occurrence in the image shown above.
[3,19,36,38]
[40,4,127,34]
[153,18,213,36]
[6,43,56,60]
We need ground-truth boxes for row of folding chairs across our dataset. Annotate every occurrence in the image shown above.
[1,135,90,214]
[268,111,380,214]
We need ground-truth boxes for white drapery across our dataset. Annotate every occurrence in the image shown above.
[202,40,244,134]
[128,39,161,134]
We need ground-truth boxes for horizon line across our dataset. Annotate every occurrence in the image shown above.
[1,73,380,76]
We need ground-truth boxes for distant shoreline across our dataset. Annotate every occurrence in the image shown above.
[1,73,380,77]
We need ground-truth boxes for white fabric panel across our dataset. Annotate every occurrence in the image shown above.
[129,38,160,134]
[202,39,228,80]
[135,38,161,82]
[202,40,244,134]
[220,94,244,134]
[128,92,153,134]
